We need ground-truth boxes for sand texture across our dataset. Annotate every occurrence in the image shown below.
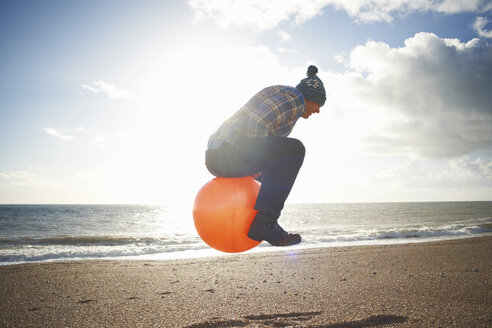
[0,237,491,327]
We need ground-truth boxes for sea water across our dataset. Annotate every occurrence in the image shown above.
[0,202,491,265]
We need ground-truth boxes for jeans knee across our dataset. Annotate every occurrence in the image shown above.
[289,138,305,159]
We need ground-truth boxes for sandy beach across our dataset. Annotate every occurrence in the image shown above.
[0,236,490,327]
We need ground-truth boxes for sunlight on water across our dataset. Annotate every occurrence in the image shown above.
[0,202,491,265]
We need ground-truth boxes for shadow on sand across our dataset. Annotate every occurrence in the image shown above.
[185,311,407,327]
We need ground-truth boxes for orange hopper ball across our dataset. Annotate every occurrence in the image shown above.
[193,177,261,253]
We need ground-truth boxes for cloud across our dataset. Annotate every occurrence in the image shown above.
[370,155,492,189]
[187,0,311,30]
[277,47,296,54]
[0,170,115,203]
[0,171,37,187]
[330,32,492,158]
[446,156,492,181]
[90,131,130,148]
[473,16,492,38]
[187,0,489,29]
[80,80,136,100]
[91,136,110,147]
[43,127,74,141]
[43,127,84,141]
[277,29,291,41]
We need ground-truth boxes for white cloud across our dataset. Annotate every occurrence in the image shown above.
[277,29,291,41]
[187,0,310,30]
[277,47,296,54]
[0,170,118,203]
[90,131,131,148]
[43,127,74,141]
[0,171,37,187]
[329,32,492,158]
[446,156,492,181]
[80,80,136,100]
[91,136,110,147]
[370,155,492,190]
[187,0,489,29]
[473,16,492,38]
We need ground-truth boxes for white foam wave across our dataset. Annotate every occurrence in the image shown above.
[305,223,492,244]
[1,219,490,265]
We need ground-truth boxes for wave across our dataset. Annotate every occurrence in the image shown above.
[307,223,492,244]
[1,222,490,265]
[0,243,211,264]
[0,234,200,247]
[1,222,490,248]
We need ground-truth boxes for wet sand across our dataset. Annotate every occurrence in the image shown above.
[0,236,490,327]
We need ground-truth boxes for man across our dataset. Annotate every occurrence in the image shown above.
[205,65,326,246]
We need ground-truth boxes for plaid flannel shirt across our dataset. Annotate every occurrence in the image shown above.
[207,85,305,150]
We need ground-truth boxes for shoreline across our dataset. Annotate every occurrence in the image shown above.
[2,234,491,267]
[1,236,491,327]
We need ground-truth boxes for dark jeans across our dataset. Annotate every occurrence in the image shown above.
[205,137,305,218]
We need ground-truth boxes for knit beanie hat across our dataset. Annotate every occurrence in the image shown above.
[295,65,326,106]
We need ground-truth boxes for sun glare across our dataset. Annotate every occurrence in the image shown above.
[108,34,274,204]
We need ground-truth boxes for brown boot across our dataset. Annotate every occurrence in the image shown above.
[248,212,301,246]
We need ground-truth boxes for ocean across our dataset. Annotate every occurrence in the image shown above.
[0,202,491,265]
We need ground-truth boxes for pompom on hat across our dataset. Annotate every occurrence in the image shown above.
[295,65,326,106]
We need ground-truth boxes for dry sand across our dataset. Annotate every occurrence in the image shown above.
[0,236,491,327]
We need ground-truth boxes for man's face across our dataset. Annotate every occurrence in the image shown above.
[302,99,321,119]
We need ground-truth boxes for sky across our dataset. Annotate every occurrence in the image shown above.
[0,0,491,204]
